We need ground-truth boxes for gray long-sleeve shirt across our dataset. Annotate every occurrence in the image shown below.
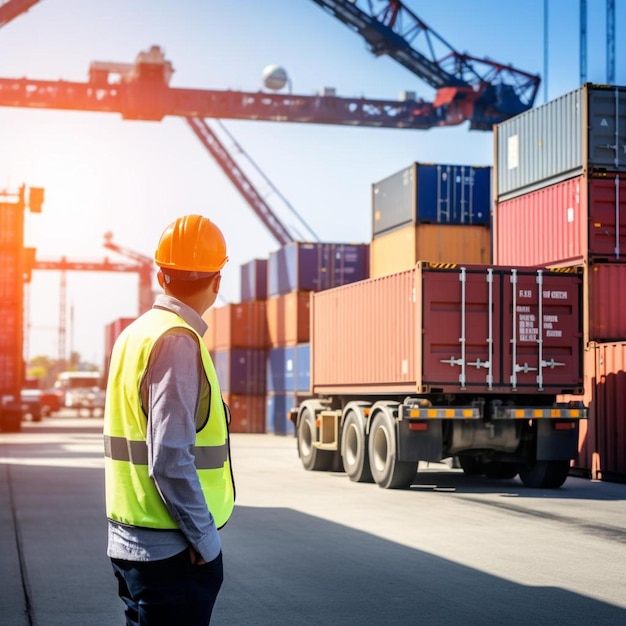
[107,294,222,563]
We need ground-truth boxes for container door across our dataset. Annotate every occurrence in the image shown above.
[500,269,583,392]
[420,266,497,390]
[588,175,626,260]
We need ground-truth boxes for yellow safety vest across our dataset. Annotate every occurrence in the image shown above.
[103,307,235,530]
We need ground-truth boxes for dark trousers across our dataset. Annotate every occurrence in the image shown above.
[111,550,223,626]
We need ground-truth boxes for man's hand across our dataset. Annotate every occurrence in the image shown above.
[189,546,207,566]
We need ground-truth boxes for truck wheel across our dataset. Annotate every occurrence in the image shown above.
[519,460,570,488]
[341,410,373,483]
[368,411,416,489]
[297,407,333,471]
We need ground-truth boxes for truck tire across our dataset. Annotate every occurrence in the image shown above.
[368,410,416,489]
[341,409,373,483]
[297,406,333,472]
[519,460,570,489]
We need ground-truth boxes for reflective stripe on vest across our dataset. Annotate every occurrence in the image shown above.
[104,435,228,469]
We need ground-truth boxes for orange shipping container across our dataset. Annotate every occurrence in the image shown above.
[370,223,490,278]
[563,342,626,481]
[265,291,310,347]
[222,393,266,434]
[202,301,267,350]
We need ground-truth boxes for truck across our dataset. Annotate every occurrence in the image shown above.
[54,371,106,417]
[289,262,587,490]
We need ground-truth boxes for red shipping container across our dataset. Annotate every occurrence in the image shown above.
[494,174,626,267]
[564,342,626,481]
[222,393,266,434]
[311,263,584,395]
[586,262,626,342]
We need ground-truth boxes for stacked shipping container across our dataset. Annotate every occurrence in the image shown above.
[265,242,369,434]
[203,299,268,434]
[202,245,368,435]
[0,191,26,432]
[494,83,626,480]
[370,162,492,277]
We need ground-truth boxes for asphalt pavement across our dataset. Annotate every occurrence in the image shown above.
[2,413,626,626]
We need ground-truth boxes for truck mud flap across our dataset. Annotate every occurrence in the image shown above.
[397,418,442,463]
[536,419,579,461]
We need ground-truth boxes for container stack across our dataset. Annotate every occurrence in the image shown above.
[370,162,492,277]
[203,287,268,434]
[493,83,626,481]
[265,241,369,434]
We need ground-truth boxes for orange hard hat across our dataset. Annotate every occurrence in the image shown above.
[154,214,228,277]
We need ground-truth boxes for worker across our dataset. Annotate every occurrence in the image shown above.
[103,214,235,626]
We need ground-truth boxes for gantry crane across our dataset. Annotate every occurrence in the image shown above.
[32,255,153,362]
[0,35,539,245]
[308,0,540,129]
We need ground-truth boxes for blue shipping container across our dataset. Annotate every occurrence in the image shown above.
[266,346,296,393]
[240,258,268,302]
[372,162,491,236]
[214,348,266,395]
[266,392,297,436]
[268,242,369,296]
[267,344,310,393]
[295,343,310,393]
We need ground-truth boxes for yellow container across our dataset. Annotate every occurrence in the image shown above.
[370,223,491,278]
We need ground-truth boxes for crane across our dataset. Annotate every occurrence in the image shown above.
[31,255,152,362]
[0,41,538,247]
[102,232,155,314]
[308,0,541,130]
[0,0,40,27]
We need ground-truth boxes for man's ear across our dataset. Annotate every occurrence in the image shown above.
[212,273,222,293]
[157,270,165,288]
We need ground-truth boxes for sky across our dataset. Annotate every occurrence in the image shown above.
[0,0,623,368]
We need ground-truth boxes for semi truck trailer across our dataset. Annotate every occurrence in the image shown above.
[289,262,587,489]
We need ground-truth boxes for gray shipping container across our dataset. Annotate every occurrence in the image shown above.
[495,84,626,201]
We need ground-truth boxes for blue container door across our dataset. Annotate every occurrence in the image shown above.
[417,164,490,226]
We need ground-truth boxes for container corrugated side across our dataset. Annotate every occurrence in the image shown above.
[240,258,268,302]
[495,84,626,201]
[311,263,583,395]
[211,301,268,350]
[223,393,266,434]
[565,342,626,481]
[213,348,266,395]
[268,242,369,296]
[587,262,626,342]
[494,174,626,266]
[266,292,310,347]
[592,342,626,480]
[266,392,299,436]
[0,201,24,397]
[370,223,491,278]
